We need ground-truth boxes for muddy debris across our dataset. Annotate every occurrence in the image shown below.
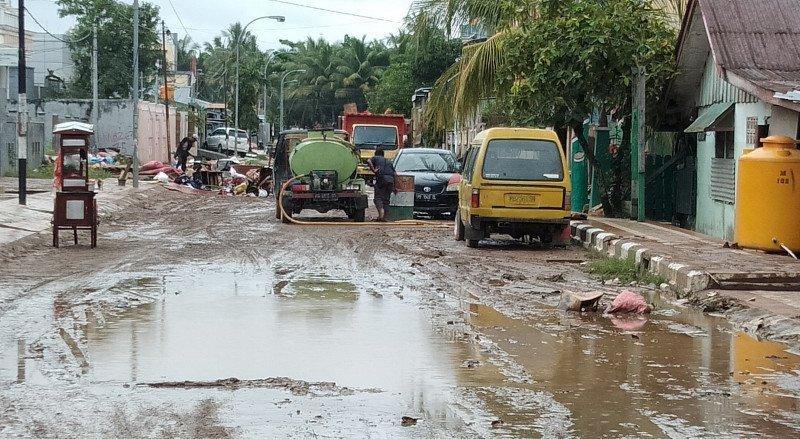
[273,280,290,296]
[491,419,504,429]
[559,291,604,312]
[274,267,294,276]
[462,359,481,369]
[687,292,742,313]
[401,416,418,426]
[501,273,527,282]
[538,273,565,282]
[141,377,382,397]
[487,278,507,287]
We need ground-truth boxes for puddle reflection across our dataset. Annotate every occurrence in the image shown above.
[465,301,800,437]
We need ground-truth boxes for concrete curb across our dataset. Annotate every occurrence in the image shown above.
[570,220,712,294]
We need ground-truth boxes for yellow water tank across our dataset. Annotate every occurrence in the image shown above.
[735,135,800,252]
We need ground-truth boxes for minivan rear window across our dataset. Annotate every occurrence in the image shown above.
[481,139,563,181]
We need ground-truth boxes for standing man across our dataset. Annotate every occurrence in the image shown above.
[367,148,396,222]
[175,135,197,172]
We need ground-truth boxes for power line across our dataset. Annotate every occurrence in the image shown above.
[24,7,91,44]
[165,0,193,42]
[264,0,400,23]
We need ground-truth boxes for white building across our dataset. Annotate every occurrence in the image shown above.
[0,0,73,95]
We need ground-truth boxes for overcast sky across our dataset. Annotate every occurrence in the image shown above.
[25,0,414,50]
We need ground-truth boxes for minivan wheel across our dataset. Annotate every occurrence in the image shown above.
[454,211,465,241]
[466,239,480,248]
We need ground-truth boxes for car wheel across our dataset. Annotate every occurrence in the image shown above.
[454,210,465,241]
[466,239,480,248]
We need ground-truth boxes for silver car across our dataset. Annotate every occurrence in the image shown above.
[204,128,252,156]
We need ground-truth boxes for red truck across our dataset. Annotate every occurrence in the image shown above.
[340,112,407,180]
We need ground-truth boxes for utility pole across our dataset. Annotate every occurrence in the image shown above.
[92,22,98,134]
[631,67,646,222]
[223,65,229,146]
[132,0,140,188]
[235,16,284,156]
[161,20,171,159]
[17,0,27,205]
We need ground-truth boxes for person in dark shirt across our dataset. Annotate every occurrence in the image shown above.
[367,148,396,222]
[175,135,197,172]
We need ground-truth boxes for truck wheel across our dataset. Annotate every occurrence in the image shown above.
[280,197,293,224]
[466,239,480,248]
[454,211,465,241]
[281,208,292,224]
[353,208,366,223]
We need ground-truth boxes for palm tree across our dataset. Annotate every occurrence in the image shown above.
[175,35,198,71]
[333,36,390,110]
[409,0,533,132]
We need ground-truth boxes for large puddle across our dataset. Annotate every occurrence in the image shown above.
[2,262,800,437]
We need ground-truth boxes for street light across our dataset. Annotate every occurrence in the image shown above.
[280,69,305,132]
[234,15,285,156]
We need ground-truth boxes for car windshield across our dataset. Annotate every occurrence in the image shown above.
[395,151,458,173]
[353,126,397,150]
[237,131,248,139]
[481,139,563,181]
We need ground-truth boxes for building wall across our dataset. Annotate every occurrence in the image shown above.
[29,33,73,86]
[693,58,800,240]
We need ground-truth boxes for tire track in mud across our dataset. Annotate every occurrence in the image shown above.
[0,188,599,438]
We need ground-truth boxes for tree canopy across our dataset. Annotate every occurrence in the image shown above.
[56,0,161,99]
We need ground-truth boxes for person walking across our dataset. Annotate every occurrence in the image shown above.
[367,148,396,222]
[175,135,197,172]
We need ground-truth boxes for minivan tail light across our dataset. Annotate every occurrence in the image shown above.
[564,191,572,212]
[471,189,480,208]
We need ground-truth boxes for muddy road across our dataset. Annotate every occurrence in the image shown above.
[1,187,799,438]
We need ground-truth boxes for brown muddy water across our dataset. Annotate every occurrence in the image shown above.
[2,262,800,438]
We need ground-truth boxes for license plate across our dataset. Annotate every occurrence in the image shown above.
[505,193,539,206]
[416,194,435,201]
[314,192,338,201]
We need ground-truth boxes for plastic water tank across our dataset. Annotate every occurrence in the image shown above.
[734,135,800,252]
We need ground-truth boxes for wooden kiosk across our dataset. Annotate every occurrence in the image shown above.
[52,122,98,248]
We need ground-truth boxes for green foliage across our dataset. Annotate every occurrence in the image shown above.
[6,163,112,180]
[368,60,415,115]
[501,0,676,130]
[56,0,161,98]
[368,26,459,117]
[175,35,198,71]
[587,256,666,285]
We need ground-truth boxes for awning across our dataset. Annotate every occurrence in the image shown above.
[684,102,734,133]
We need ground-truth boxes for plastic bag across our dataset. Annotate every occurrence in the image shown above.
[155,171,171,184]
[606,291,652,315]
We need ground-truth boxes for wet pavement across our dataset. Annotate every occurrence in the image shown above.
[1,192,800,438]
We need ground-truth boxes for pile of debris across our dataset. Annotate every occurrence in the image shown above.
[141,157,273,198]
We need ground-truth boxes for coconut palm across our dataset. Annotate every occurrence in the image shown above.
[408,0,536,131]
[333,36,390,110]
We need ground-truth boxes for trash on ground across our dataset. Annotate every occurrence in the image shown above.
[605,291,652,314]
[559,291,604,312]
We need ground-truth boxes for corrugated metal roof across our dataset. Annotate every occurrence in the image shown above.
[699,0,800,94]
[684,102,734,132]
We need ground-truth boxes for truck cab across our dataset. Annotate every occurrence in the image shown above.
[352,124,400,179]
[341,112,407,182]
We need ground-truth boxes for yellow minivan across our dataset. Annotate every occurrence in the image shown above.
[454,128,571,248]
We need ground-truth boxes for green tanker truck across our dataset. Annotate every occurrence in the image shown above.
[274,129,368,222]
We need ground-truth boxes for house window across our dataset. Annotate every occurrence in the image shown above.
[710,131,736,204]
[714,130,735,159]
[746,117,758,147]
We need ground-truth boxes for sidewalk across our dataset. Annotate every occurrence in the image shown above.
[571,217,800,318]
[0,178,153,246]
